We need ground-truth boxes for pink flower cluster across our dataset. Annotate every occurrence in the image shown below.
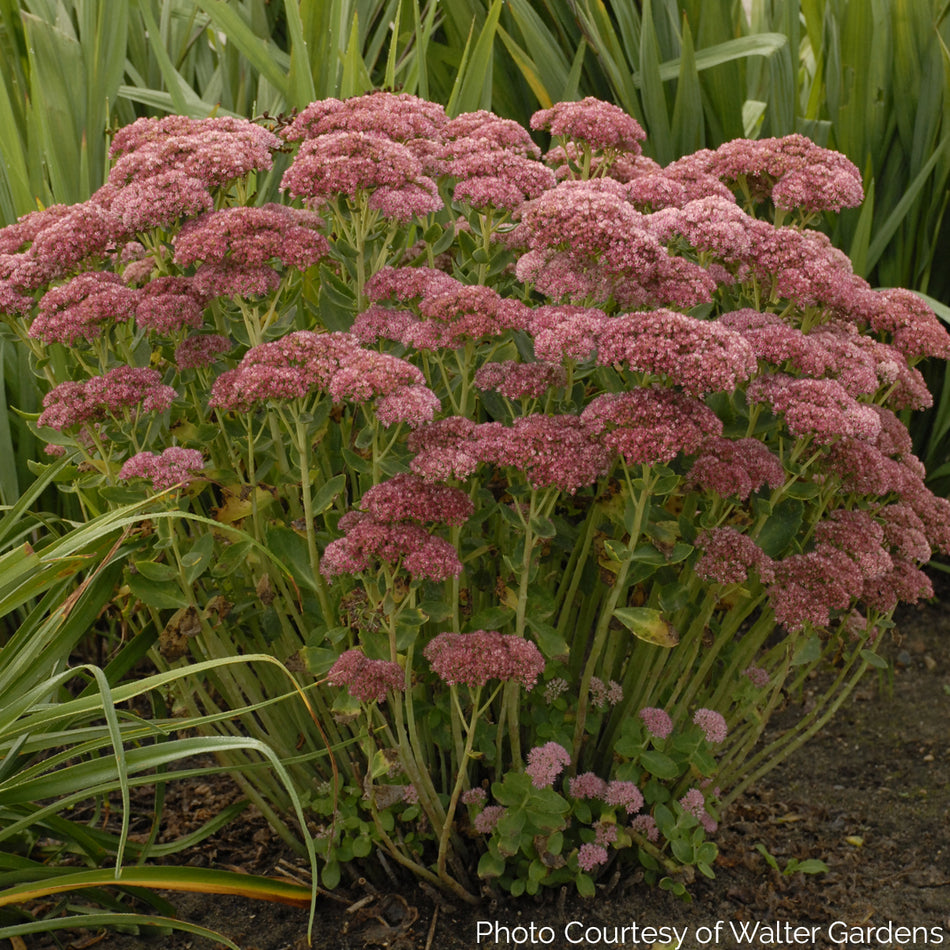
[670,134,863,212]
[514,180,715,309]
[525,741,571,789]
[30,272,136,345]
[38,366,176,431]
[581,389,723,466]
[119,447,205,490]
[688,436,784,500]
[355,278,532,351]
[173,205,330,272]
[423,630,545,689]
[531,97,646,154]
[473,361,567,400]
[321,511,462,583]
[692,708,728,744]
[281,131,442,221]
[327,648,404,703]
[695,527,774,586]
[639,707,673,740]
[209,330,438,426]
[358,473,473,527]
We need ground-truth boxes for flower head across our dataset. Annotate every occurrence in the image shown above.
[475,414,612,493]
[639,707,673,740]
[119,447,205,490]
[576,843,609,872]
[359,473,473,526]
[692,708,728,744]
[525,742,572,789]
[581,389,722,466]
[531,98,646,153]
[695,527,775,586]
[38,366,176,431]
[30,272,136,345]
[603,781,644,815]
[424,631,544,689]
[327,648,404,703]
[173,204,330,270]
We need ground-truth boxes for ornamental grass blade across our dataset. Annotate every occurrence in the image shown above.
[572,0,644,124]
[638,0,673,164]
[0,913,243,950]
[195,0,290,100]
[865,138,950,274]
[504,0,574,107]
[0,866,315,910]
[446,0,502,116]
[670,18,704,155]
[285,0,317,106]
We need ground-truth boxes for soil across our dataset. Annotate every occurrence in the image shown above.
[20,578,950,950]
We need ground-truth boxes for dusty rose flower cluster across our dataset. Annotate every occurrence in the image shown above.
[119,446,205,490]
[424,630,545,689]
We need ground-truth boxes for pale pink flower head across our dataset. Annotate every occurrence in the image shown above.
[108,115,279,189]
[531,98,646,154]
[280,91,448,145]
[525,742,572,789]
[813,509,892,581]
[861,558,934,614]
[514,180,714,309]
[15,202,125,287]
[104,170,213,232]
[364,265,457,304]
[594,309,758,395]
[135,276,206,335]
[630,814,659,842]
[327,648,404,703]
[679,788,706,820]
[864,287,950,360]
[462,787,487,807]
[321,515,462,582]
[639,707,673,740]
[767,548,865,631]
[603,781,644,815]
[175,334,232,369]
[424,631,545,690]
[281,131,442,219]
[408,416,482,482]
[442,110,540,159]
[0,204,72,254]
[692,709,727,744]
[119,446,205,490]
[569,772,608,800]
[576,842,609,872]
[682,134,863,213]
[474,360,567,400]
[473,805,506,834]
[746,374,881,445]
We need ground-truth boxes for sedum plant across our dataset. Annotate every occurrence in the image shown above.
[1,92,949,903]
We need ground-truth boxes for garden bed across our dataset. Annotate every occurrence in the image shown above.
[34,577,949,950]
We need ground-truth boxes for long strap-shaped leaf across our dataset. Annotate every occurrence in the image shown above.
[0,865,315,909]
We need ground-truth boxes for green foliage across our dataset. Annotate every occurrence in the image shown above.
[0,486,320,942]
